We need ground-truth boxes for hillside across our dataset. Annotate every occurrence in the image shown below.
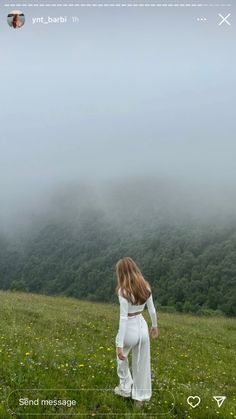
[0,179,236,316]
[0,211,236,316]
[0,291,235,418]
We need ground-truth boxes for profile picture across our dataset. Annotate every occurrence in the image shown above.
[7,10,25,29]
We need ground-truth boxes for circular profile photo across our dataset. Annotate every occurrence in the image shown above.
[7,10,25,29]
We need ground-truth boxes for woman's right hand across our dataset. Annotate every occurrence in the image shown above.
[116,346,126,360]
[150,327,159,339]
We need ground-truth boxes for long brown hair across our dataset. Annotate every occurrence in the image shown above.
[12,14,18,28]
[115,257,151,304]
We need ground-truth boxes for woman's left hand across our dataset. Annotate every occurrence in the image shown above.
[116,347,125,360]
[150,327,159,339]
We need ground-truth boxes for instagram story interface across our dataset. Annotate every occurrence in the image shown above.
[0,0,235,418]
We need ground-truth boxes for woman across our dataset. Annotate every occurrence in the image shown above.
[114,257,158,402]
[12,14,23,28]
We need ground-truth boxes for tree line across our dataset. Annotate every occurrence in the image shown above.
[0,208,235,316]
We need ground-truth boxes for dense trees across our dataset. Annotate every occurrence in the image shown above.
[0,208,236,316]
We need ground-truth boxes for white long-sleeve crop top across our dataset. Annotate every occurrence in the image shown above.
[116,289,158,348]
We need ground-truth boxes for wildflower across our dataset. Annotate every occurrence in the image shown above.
[25,352,30,356]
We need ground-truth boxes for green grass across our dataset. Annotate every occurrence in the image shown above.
[0,290,235,419]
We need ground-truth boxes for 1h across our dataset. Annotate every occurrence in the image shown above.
[72,16,79,23]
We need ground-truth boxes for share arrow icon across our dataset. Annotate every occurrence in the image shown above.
[213,396,226,408]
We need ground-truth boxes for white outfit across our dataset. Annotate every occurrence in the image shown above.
[115,289,157,401]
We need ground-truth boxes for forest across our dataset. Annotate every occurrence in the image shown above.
[0,183,235,317]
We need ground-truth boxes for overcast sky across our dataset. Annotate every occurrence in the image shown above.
[0,4,235,230]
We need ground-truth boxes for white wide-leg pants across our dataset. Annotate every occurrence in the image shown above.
[115,314,151,401]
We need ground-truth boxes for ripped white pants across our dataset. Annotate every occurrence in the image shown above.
[115,314,151,401]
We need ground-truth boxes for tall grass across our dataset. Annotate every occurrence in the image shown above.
[0,291,235,418]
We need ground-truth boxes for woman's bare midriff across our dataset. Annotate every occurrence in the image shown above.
[128,312,142,317]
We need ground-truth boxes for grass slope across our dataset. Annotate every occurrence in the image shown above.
[0,291,235,419]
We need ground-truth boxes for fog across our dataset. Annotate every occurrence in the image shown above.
[0,5,235,238]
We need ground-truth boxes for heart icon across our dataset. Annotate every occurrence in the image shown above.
[187,396,201,408]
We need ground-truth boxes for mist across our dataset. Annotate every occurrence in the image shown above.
[1,174,236,242]
[0,5,235,240]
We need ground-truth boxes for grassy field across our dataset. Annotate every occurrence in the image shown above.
[0,290,235,419]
